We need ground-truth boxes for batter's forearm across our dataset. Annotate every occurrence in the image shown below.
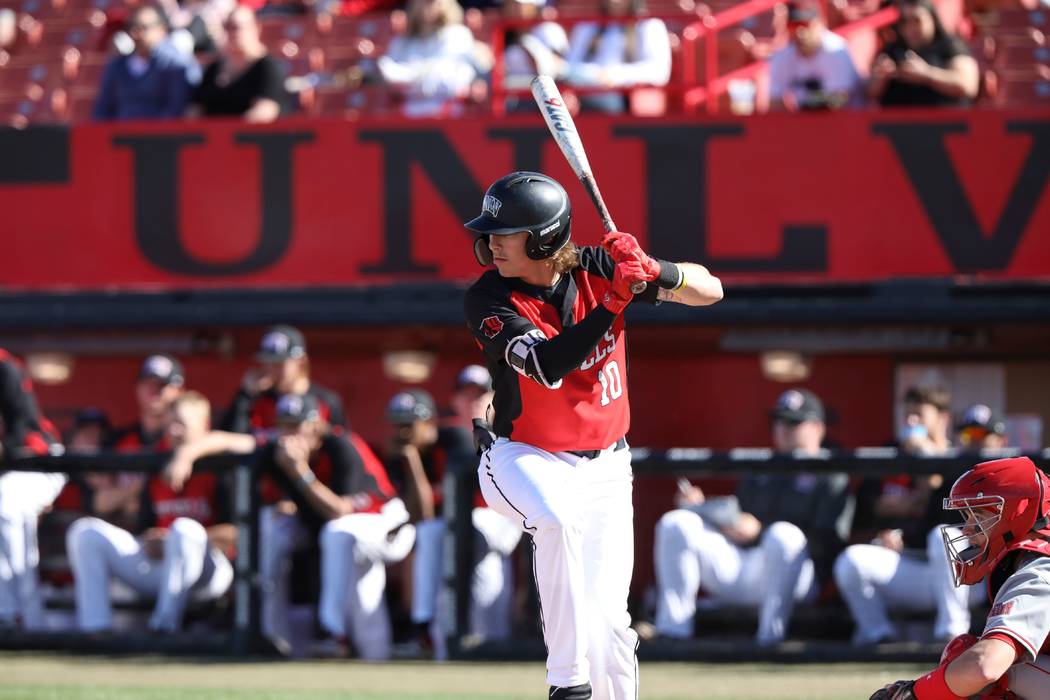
[533,306,616,382]
[656,263,723,306]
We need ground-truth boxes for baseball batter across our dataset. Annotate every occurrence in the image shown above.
[462,172,723,700]
[870,456,1050,700]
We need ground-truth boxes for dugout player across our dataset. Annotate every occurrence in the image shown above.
[222,325,345,433]
[165,393,414,659]
[385,389,521,660]
[67,392,235,633]
[463,172,723,700]
[0,348,62,630]
[870,456,1050,700]
[654,389,853,645]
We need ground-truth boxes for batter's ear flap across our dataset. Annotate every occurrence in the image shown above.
[474,236,493,266]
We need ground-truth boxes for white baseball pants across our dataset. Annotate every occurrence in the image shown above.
[833,525,984,644]
[0,472,67,628]
[478,438,637,700]
[261,500,414,660]
[653,509,816,644]
[66,516,233,632]
[410,507,523,647]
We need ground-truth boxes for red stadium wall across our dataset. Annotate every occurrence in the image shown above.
[2,110,1049,290]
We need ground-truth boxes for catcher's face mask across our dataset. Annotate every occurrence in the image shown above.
[941,498,1002,587]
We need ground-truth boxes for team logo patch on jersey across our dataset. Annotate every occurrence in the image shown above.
[990,601,1015,617]
[483,195,502,218]
[480,315,504,339]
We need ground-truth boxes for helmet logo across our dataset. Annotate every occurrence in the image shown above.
[539,221,559,235]
[483,195,502,218]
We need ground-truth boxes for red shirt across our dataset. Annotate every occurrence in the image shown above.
[464,246,657,453]
[147,472,226,529]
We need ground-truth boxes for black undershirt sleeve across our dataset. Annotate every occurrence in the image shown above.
[532,306,617,383]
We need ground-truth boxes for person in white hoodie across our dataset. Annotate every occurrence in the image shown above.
[501,0,568,112]
[564,0,671,113]
[376,0,480,117]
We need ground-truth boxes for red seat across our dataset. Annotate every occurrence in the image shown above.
[996,75,1050,105]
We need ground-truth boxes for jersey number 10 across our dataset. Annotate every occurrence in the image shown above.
[597,361,623,407]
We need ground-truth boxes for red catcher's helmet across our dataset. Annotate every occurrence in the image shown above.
[942,457,1050,587]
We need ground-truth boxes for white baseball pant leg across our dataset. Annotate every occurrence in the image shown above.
[1007,653,1050,699]
[834,526,982,644]
[479,439,637,700]
[149,517,233,632]
[318,498,414,661]
[754,521,815,645]
[410,517,445,627]
[0,472,67,628]
[471,506,522,641]
[259,506,309,645]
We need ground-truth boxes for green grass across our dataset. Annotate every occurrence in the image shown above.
[0,653,928,700]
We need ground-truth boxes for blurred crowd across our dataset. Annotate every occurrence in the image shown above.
[1,0,1022,122]
[0,332,1036,658]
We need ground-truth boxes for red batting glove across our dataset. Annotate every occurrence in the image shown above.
[602,260,652,315]
[601,231,661,279]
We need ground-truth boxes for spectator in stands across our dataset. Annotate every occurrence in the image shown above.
[92,4,201,121]
[442,364,494,432]
[0,348,63,631]
[190,5,286,121]
[834,385,983,645]
[500,0,568,113]
[956,403,1008,451]
[385,389,520,659]
[166,393,412,658]
[869,0,979,106]
[653,389,853,645]
[222,325,345,434]
[157,0,234,56]
[67,392,235,633]
[768,1,860,111]
[563,0,671,113]
[372,0,481,117]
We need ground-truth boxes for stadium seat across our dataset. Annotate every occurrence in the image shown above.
[995,74,1050,104]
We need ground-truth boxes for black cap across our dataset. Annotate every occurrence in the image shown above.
[464,172,572,263]
[74,406,111,431]
[138,354,185,387]
[455,364,493,392]
[787,1,820,22]
[958,404,1006,435]
[257,325,307,362]
[386,389,436,425]
[771,389,825,423]
[275,392,321,425]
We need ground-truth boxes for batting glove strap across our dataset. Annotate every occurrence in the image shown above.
[913,664,968,700]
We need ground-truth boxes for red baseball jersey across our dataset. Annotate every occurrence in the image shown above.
[145,472,228,529]
[464,246,657,453]
[0,349,60,456]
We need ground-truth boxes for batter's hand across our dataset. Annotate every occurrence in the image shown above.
[869,681,916,700]
[601,231,661,279]
[602,260,651,314]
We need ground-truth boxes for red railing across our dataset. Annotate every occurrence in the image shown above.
[487,0,914,116]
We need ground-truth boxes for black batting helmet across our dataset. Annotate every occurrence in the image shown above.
[464,172,572,265]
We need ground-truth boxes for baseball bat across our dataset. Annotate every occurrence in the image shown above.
[530,75,646,294]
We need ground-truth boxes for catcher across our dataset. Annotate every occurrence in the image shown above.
[870,456,1050,700]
